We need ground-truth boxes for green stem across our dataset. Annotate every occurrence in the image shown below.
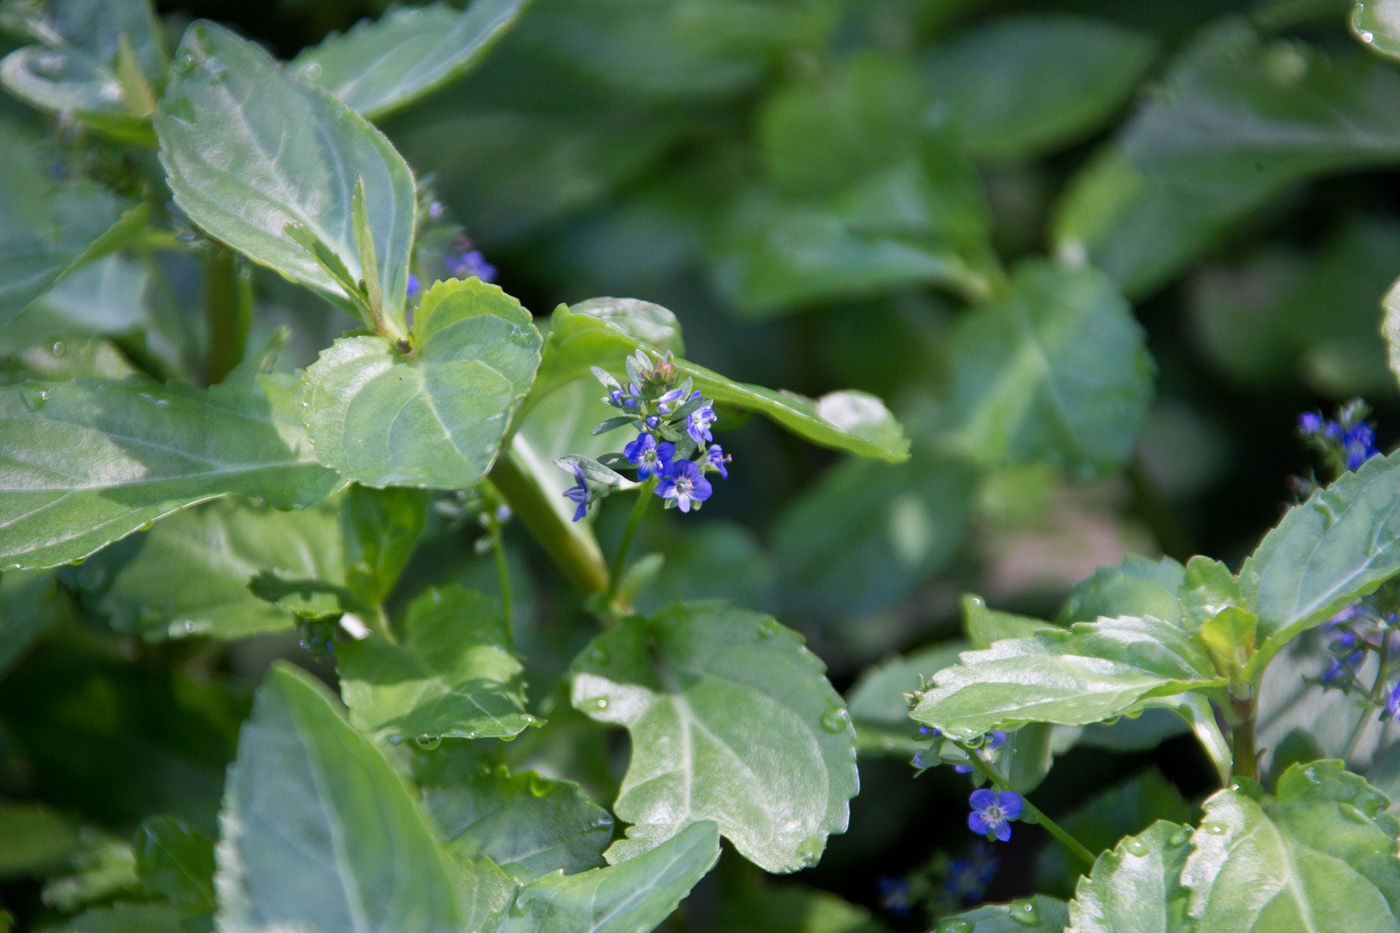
[488,440,609,596]
[607,481,654,601]
[203,250,252,385]
[966,749,1095,867]
[492,531,512,622]
[1229,690,1257,781]
[1342,637,1392,765]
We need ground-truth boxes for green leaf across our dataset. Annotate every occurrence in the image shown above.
[293,0,529,119]
[532,301,908,462]
[41,903,185,933]
[424,765,613,881]
[964,595,1057,649]
[1054,23,1400,298]
[341,484,431,604]
[1180,556,1243,631]
[94,498,344,640]
[773,450,976,622]
[1355,1,1400,60]
[133,816,215,915]
[941,896,1069,931]
[454,855,516,933]
[1065,821,1192,933]
[923,16,1157,162]
[1240,453,1400,674]
[215,663,462,932]
[714,881,890,933]
[0,0,165,79]
[846,642,965,756]
[0,801,83,876]
[339,586,534,743]
[156,20,416,323]
[570,601,858,873]
[0,123,132,326]
[498,820,720,933]
[0,569,70,678]
[0,375,342,571]
[951,260,1153,474]
[0,46,151,139]
[302,278,541,488]
[1058,555,1185,626]
[911,615,1225,740]
[1181,760,1400,930]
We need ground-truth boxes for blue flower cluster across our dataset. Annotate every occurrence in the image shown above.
[561,351,730,521]
[1298,400,1381,473]
[1317,597,1400,717]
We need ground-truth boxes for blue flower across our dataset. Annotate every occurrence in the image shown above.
[955,731,1006,773]
[706,443,729,478]
[428,200,444,221]
[877,877,912,917]
[968,789,1023,842]
[656,387,685,415]
[1323,650,1364,684]
[687,403,717,445]
[1346,423,1380,470]
[915,724,937,739]
[625,433,674,480]
[1388,681,1400,719]
[656,459,712,513]
[563,467,590,522]
[1298,412,1324,435]
[446,248,497,283]
[911,751,929,769]
[407,273,421,296]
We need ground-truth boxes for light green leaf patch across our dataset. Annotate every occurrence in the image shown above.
[156,20,416,320]
[303,278,542,488]
[339,586,534,743]
[1065,821,1192,933]
[0,375,342,571]
[1181,760,1400,931]
[214,664,462,932]
[294,0,529,119]
[911,615,1224,741]
[532,299,907,462]
[570,601,858,873]
[941,896,1069,931]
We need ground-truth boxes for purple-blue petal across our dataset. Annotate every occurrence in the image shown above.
[969,788,997,810]
[993,821,1012,842]
[968,812,990,835]
[998,792,1024,819]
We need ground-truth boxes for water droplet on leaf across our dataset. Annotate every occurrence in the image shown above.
[936,920,973,933]
[303,62,323,80]
[50,341,65,357]
[1341,804,1372,826]
[19,387,50,411]
[1203,822,1228,836]
[1168,828,1191,847]
[1125,837,1149,856]
[1008,899,1040,926]
[414,735,441,750]
[579,696,609,712]
[820,706,850,733]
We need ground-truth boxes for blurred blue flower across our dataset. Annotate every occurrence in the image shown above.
[946,843,1000,903]
[446,248,497,283]
[877,876,912,917]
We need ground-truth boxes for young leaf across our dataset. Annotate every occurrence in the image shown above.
[215,663,462,932]
[570,601,858,873]
[531,300,908,462]
[133,816,215,915]
[1065,821,1192,933]
[338,586,534,743]
[0,376,342,571]
[498,820,720,933]
[293,0,529,119]
[1240,452,1400,674]
[341,484,431,605]
[424,766,613,881]
[156,20,416,325]
[951,260,1153,475]
[302,279,541,488]
[94,498,344,640]
[964,595,1057,649]
[911,616,1225,740]
[1180,760,1400,929]
[1058,555,1185,625]
[1180,556,1243,631]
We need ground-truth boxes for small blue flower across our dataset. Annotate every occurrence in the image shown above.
[911,751,929,769]
[407,273,421,296]
[1346,423,1380,470]
[563,467,590,522]
[645,415,659,429]
[1388,681,1400,719]
[656,387,685,415]
[687,403,717,445]
[915,724,936,739]
[1323,650,1365,684]
[877,877,912,917]
[656,459,712,513]
[446,248,497,283]
[706,443,729,479]
[968,789,1022,842]
[955,731,1006,773]
[625,434,674,480]
[428,201,444,221]
[1298,412,1324,435]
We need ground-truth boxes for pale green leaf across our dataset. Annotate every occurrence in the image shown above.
[951,260,1153,474]
[531,301,908,462]
[95,498,344,640]
[1065,821,1192,933]
[156,20,416,319]
[911,615,1224,741]
[215,663,462,932]
[424,766,612,881]
[1181,760,1400,931]
[1354,0,1400,60]
[941,896,1069,931]
[498,820,719,933]
[965,595,1057,648]
[1058,556,1185,626]
[339,586,534,742]
[302,278,541,488]
[294,0,529,119]
[1240,453,1400,673]
[0,375,342,571]
[570,601,858,873]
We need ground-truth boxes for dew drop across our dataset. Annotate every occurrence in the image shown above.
[19,386,50,411]
[1168,828,1191,847]
[507,899,527,918]
[757,619,780,639]
[795,835,823,867]
[1124,837,1149,856]
[1361,29,1376,43]
[579,696,609,713]
[50,341,65,357]
[1341,804,1372,826]
[820,706,850,733]
[303,62,323,81]
[1008,899,1040,926]
[1202,822,1228,836]
[414,735,441,750]
[174,53,196,75]
[936,921,973,933]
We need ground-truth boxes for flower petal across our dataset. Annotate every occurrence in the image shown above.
[998,792,1023,819]
[969,788,997,810]
[968,812,990,835]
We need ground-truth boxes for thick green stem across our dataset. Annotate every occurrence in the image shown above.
[1229,690,1257,781]
[488,441,609,596]
[966,750,1095,867]
[203,250,252,385]
[607,481,654,601]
